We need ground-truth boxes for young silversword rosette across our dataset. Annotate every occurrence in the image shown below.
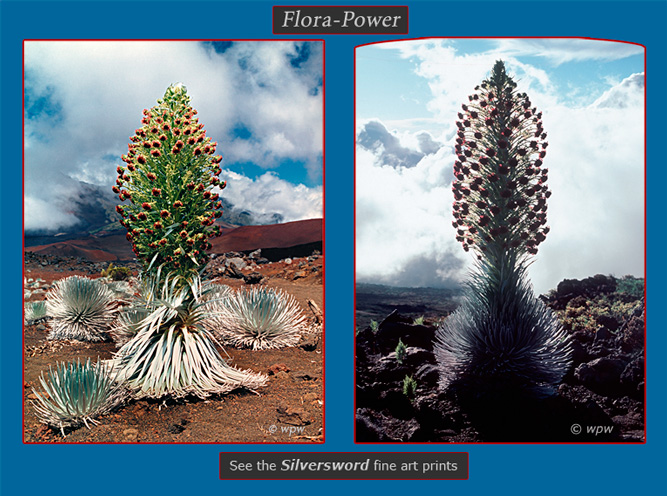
[114,83,225,279]
[46,276,115,342]
[32,358,127,436]
[451,60,551,258]
[435,61,572,400]
[208,287,308,350]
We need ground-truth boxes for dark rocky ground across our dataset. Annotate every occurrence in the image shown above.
[355,274,645,443]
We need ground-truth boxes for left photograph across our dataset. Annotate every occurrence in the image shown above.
[23,40,324,443]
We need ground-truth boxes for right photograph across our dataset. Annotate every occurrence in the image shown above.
[354,38,645,443]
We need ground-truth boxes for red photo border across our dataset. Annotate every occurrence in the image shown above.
[22,38,326,446]
[353,36,647,445]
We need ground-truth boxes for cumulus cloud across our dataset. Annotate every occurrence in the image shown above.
[356,144,467,288]
[24,41,322,232]
[356,119,442,168]
[220,169,322,223]
[357,40,644,294]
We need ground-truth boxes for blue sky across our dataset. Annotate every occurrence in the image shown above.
[357,39,644,122]
[355,38,645,294]
[24,41,323,232]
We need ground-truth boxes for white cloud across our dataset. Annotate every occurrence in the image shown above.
[357,40,644,294]
[491,38,645,65]
[24,40,322,232]
[220,170,322,223]
[356,145,466,288]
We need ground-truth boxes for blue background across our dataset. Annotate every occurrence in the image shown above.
[1,0,664,494]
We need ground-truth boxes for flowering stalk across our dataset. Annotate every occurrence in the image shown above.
[115,83,224,279]
[435,61,571,399]
[452,60,550,259]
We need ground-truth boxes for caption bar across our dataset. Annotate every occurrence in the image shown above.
[220,452,468,480]
[273,6,408,34]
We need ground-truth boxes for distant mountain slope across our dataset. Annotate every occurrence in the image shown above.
[210,218,322,253]
[25,219,323,262]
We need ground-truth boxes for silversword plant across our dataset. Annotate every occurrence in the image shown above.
[46,276,115,342]
[32,358,127,436]
[208,286,308,350]
[434,61,572,399]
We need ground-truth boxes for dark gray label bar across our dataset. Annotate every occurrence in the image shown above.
[220,452,468,480]
[273,6,408,34]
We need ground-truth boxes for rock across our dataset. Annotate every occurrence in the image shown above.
[226,257,246,270]
[268,363,290,375]
[243,272,263,284]
[298,333,319,351]
[575,357,627,395]
[277,405,312,426]
[123,428,139,442]
[303,392,319,402]
[272,371,291,381]
[597,315,621,332]
[620,355,644,397]
[355,408,420,442]
[594,326,614,343]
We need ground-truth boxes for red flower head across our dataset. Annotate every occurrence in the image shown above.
[150,149,161,157]
[146,172,157,181]
[154,221,163,230]
[173,200,184,208]
[138,212,148,221]
[160,210,170,219]
[142,202,152,210]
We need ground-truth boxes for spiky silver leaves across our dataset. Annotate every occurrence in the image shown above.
[46,276,115,342]
[24,301,48,325]
[108,274,267,399]
[32,358,127,436]
[434,255,572,399]
[208,287,308,350]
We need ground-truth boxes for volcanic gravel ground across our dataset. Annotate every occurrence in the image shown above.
[23,253,323,444]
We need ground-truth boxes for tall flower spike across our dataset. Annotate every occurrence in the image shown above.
[113,83,225,281]
[450,60,551,258]
[435,61,571,401]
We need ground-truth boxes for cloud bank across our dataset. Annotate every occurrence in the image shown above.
[357,40,644,295]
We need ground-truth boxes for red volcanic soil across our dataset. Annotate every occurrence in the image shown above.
[25,219,322,262]
[210,218,322,253]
